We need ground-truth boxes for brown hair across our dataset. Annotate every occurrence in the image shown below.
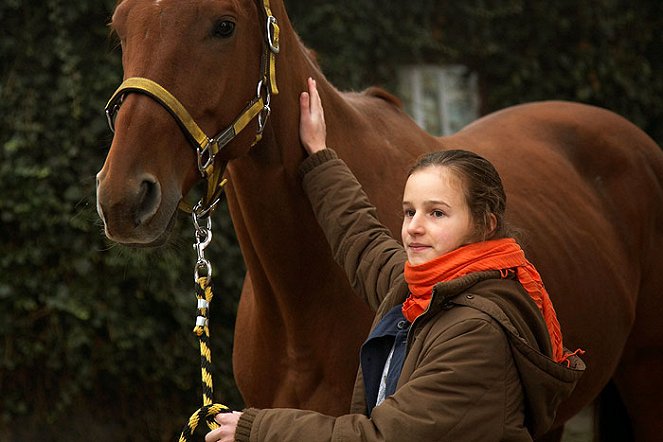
[408,149,514,241]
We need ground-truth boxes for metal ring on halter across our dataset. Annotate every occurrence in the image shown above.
[196,139,216,178]
[256,79,271,105]
[200,197,222,219]
[192,204,213,231]
[256,80,271,133]
[258,104,271,134]
[193,201,213,219]
[105,95,125,134]
[106,106,118,133]
[194,197,221,219]
[266,16,279,53]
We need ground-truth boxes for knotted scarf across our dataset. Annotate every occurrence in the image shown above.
[403,238,564,362]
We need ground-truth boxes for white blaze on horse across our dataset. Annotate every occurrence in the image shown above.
[96,0,663,439]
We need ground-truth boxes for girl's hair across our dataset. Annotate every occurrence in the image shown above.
[408,149,515,241]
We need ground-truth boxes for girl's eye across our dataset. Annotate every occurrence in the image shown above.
[404,209,415,218]
[432,210,445,218]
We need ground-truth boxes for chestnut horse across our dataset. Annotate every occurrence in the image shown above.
[97,0,663,439]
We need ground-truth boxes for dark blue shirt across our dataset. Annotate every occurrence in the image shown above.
[360,304,410,415]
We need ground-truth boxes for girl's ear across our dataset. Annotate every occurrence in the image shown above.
[486,213,497,237]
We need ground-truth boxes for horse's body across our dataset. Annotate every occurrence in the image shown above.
[97,0,663,439]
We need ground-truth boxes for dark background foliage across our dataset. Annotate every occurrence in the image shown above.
[1,0,660,440]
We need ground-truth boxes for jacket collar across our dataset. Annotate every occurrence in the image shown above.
[431,270,504,302]
[378,270,504,321]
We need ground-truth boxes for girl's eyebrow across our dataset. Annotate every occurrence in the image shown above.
[402,200,451,208]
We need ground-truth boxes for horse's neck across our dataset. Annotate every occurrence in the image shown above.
[222,71,330,315]
[224,19,437,311]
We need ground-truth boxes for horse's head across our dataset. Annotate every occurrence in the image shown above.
[97,0,279,246]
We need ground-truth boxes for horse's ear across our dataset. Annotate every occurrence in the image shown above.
[109,0,126,38]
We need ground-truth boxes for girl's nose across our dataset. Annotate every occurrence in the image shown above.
[407,214,425,235]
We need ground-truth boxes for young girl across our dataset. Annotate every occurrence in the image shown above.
[206,78,584,442]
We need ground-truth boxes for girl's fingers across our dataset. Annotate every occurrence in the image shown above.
[300,76,326,154]
[204,427,221,442]
[309,79,322,113]
[300,91,310,114]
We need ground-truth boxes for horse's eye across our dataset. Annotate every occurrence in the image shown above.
[213,20,235,38]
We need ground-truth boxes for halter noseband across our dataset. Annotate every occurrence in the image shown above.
[104,0,280,217]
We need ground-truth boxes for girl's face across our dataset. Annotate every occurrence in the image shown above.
[401,166,476,266]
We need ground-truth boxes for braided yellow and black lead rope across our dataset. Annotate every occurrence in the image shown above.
[179,276,230,442]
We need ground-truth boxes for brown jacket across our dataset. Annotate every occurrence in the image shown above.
[235,150,584,442]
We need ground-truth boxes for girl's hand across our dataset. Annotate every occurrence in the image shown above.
[204,411,242,442]
[299,77,327,155]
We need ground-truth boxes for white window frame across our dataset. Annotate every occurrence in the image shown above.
[397,64,480,135]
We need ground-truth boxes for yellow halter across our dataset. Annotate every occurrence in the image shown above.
[105,0,280,217]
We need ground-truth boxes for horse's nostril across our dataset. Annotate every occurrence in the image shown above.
[134,176,162,227]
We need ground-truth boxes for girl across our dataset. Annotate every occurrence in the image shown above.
[207,78,584,442]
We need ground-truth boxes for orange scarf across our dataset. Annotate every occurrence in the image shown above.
[403,238,564,362]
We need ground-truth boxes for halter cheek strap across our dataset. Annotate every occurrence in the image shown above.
[104,0,280,217]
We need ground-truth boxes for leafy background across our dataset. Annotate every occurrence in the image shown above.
[1,0,661,440]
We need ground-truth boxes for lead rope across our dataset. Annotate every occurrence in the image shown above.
[179,208,230,442]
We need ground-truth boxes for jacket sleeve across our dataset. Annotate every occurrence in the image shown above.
[299,149,407,310]
[234,313,519,442]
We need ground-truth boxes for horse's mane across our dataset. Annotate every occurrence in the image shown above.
[297,35,399,112]
[295,33,323,72]
[109,0,125,36]
[363,86,403,109]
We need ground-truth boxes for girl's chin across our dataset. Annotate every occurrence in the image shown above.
[407,249,450,266]
[407,254,433,266]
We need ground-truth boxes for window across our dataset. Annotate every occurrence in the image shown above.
[397,65,479,136]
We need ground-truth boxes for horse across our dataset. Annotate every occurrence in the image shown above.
[96,0,663,439]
